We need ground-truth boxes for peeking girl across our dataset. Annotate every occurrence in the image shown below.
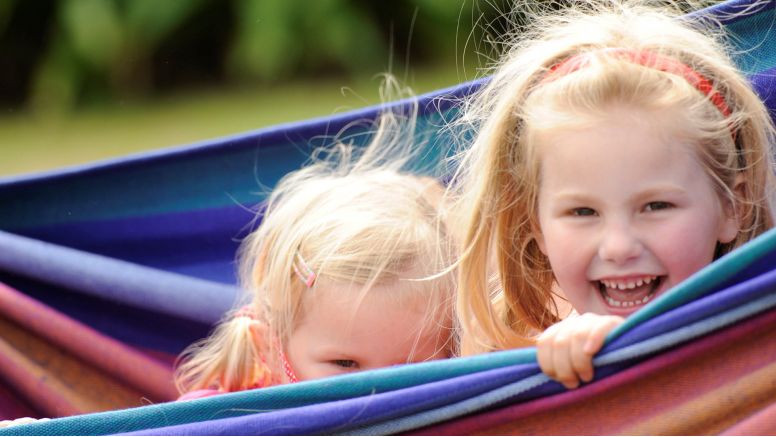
[175,113,456,399]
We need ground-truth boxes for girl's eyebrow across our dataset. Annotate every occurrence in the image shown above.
[549,191,598,203]
[312,344,358,359]
[631,185,687,201]
[549,185,687,203]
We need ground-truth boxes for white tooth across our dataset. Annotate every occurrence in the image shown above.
[643,294,650,303]
[614,300,621,307]
[627,282,636,289]
[644,277,652,285]
[636,279,644,287]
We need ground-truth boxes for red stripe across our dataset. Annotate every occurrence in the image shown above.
[0,282,177,402]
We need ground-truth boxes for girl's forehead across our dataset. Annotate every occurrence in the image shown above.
[537,106,701,166]
[296,278,449,332]
[538,101,688,132]
[531,104,700,159]
[303,275,445,308]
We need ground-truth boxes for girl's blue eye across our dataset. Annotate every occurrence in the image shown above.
[571,207,596,216]
[333,359,358,369]
[645,201,672,211]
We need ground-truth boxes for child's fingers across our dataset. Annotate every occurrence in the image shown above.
[582,315,625,355]
[536,326,559,378]
[569,327,594,383]
[548,331,580,389]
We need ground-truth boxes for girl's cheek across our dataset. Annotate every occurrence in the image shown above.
[651,219,717,278]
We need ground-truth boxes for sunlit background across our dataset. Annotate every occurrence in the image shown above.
[0,0,514,177]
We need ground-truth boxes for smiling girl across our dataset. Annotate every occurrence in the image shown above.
[451,1,776,389]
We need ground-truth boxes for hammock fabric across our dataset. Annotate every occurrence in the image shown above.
[0,0,774,434]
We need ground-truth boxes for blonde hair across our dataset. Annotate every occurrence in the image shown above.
[175,110,457,394]
[452,0,776,355]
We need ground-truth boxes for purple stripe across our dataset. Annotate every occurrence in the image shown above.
[751,67,776,120]
[0,272,214,355]
[14,205,254,284]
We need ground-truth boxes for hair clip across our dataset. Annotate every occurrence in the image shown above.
[292,251,316,288]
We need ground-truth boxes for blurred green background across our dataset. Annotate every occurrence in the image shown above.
[0,0,510,177]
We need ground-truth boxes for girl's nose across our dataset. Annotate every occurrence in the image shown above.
[598,222,643,264]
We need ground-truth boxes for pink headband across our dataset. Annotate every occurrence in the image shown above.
[543,48,733,119]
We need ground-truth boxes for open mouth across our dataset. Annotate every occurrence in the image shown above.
[597,275,664,309]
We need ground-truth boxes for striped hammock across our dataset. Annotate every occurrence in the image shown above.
[0,0,774,434]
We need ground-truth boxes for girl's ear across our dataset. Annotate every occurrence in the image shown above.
[718,174,746,244]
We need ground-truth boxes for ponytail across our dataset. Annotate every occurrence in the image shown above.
[174,307,277,395]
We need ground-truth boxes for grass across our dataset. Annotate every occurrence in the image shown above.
[0,63,474,178]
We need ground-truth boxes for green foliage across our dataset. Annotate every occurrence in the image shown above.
[60,0,122,72]
[25,0,207,112]
[0,0,16,36]
[227,0,387,82]
[124,0,205,48]
[228,0,301,81]
[3,0,497,113]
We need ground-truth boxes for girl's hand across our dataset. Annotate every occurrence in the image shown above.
[536,313,624,389]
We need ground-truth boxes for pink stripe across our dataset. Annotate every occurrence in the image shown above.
[0,381,36,420]
[721,400,776,435]
[0,336,79,417]
[0,282,177,402]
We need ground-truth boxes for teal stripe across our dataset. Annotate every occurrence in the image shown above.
[726,7,776,74]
